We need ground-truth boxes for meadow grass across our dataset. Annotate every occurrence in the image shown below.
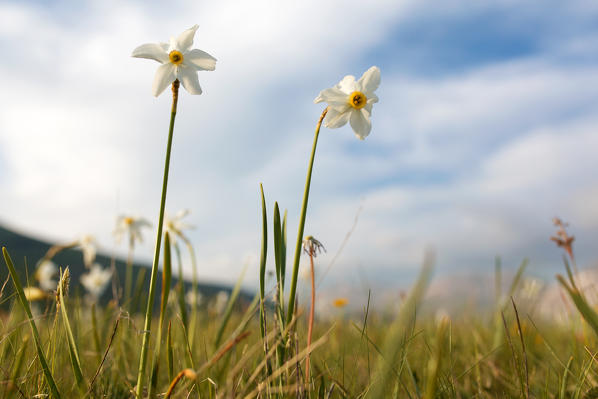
[2,241,598,398]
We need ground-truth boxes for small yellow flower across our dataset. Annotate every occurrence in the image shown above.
[333,297,348,308]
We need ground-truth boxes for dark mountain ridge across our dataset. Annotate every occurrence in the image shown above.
[0,224,245,311]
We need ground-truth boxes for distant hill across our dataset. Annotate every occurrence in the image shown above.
[0,224,248,312]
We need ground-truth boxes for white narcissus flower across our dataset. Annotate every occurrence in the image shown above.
[114,215,152,246]
[132,25,217,97]
[35,259,58,291]
[314,66,380,140]
[185,290,203,307]
[210,291,229,315]
[164,209,194,244]
[80,264,112,299]
[78,235,97,268]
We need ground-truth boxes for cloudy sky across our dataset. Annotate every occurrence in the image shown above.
[1,0,597,304]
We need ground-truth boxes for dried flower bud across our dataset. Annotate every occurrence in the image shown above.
[302,235,326,258]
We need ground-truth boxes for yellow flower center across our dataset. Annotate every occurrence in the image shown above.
[333,298,348,308]
[348,91,367,109]
[169,50,184,65]
[124,217,134,225]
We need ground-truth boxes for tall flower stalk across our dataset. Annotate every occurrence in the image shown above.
[285,108,327,326]
[135,80,180,398]
[132,25,215,398]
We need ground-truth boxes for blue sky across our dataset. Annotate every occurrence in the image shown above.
[1,0,597,306]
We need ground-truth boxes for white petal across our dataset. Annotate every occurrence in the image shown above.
[367,93,379,104]
[364,94,378,113]
[175,24,199,52]
[336,75,357,94]
[324,108,350,129]
[357,66,381,94]
[349,109,371,140]
[314,87,348,107]
[177,64,202,95]
[185,49,217,71]
[175,209,191,219]
[131,43,168,63]
[152,63,176,97]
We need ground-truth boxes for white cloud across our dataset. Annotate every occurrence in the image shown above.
[0,0,597,305]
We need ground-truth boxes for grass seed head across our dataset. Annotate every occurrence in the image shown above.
[56,267,70,304]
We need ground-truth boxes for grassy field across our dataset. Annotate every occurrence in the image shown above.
[2,240,598,399]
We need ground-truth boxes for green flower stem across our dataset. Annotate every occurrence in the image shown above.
[124,236,134,306]
[135,80,180,399]
[285,107,328,327]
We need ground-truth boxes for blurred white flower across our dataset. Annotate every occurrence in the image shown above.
[164,209,194,244]
[78,235,97,268]
[314,66,380,140]
[185,290,203,307]
[132,25,217,97]
[114,215,152,246]
[210,291,229,315]
[24,286,48,302]
[35,259,58,291]
[80,264,112,299]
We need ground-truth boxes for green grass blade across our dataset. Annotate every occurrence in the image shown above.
[91,303,102,363]
[8,336,28,394]
[281,209,287,289]
[273,202,284,295]
[2,247,62,399]
[149,232,173,398]
[507,258,529,298]
[494,258,529,349]
[58,267,86,390]
[214,267,246,348]
[167,321,174,382]
[131,267,147,314]
[557,275,598,337]
[424,317,449,399]
[561,356,574,399]
[367,253,434,398]
[258,184,268,340]
[173,242,188,329]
